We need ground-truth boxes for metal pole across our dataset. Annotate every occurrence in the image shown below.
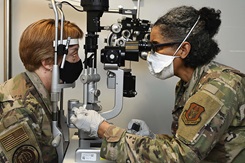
[4,0,12,81]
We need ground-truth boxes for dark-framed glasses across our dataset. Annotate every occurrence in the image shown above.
[151,42,181,53]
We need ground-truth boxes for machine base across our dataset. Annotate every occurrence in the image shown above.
[63,131,113,163]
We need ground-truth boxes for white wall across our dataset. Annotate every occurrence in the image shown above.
[1,0,245,134]
[0,0,4,82]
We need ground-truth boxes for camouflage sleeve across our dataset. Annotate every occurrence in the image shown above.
[0,74,57,163]
[176,73,244,161]
[100,125,200,162]
[100,72,245,162]
[0,103,57,163]
[0,108,43,163]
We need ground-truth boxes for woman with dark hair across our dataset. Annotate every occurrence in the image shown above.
[71,6,245,162]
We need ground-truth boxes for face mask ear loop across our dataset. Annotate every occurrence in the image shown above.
[173,15,200,56]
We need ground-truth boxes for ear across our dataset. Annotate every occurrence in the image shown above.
[177,42,191,59]
[41,59,53,71]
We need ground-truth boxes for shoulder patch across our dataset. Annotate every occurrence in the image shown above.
[176,91,223,144]
[13,145,39,163]
[181,103,205,125]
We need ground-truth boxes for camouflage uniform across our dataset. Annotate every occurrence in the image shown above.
[100,61,245,163]
[0,71,57,163]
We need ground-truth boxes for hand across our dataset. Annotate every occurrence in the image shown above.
[70,106,105,137]
[127,119,155,139]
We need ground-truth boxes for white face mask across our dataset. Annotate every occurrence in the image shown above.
[147,52,179,80]
[147,15,201,80]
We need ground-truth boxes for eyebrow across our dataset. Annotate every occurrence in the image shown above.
[150,41,161,44]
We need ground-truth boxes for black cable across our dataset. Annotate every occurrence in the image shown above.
[61,1,84,12]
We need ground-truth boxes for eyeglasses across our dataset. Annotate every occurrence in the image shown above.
[150,42,181,53]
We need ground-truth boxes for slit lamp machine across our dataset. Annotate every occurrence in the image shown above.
[48,0,151,162]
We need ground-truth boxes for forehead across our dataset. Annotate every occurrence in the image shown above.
[150,26,164,42]
[68,44,79,49]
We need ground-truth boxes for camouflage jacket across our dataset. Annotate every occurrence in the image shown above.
[0,71,58,163]
[100,61,245,163]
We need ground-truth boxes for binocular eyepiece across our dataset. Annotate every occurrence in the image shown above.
[101,40,151,67]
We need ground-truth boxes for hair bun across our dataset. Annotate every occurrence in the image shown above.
[198,7,221,37]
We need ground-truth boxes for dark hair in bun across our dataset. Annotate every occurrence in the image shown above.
[154,6,222,68]
[199,7,221,38]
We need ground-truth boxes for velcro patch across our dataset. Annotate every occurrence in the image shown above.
[13,145,39,163]
[176,90,222,144]
[0,125,29,151]
[181,103,205,125]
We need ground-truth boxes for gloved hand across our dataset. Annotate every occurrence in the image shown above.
[70,106,105,137]
[127,119,155,139]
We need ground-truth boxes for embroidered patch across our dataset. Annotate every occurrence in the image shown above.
[13,145,39,163]
[0,125,29,152]
[182,103,205,125]
[177,91,222,144]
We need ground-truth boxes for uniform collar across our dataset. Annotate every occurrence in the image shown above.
[25,71,52,111]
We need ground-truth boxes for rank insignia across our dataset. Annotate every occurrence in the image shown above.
[182,103,205,125]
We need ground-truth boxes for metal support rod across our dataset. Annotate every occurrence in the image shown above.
[4,0,12,81]
[136,0,141,19]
